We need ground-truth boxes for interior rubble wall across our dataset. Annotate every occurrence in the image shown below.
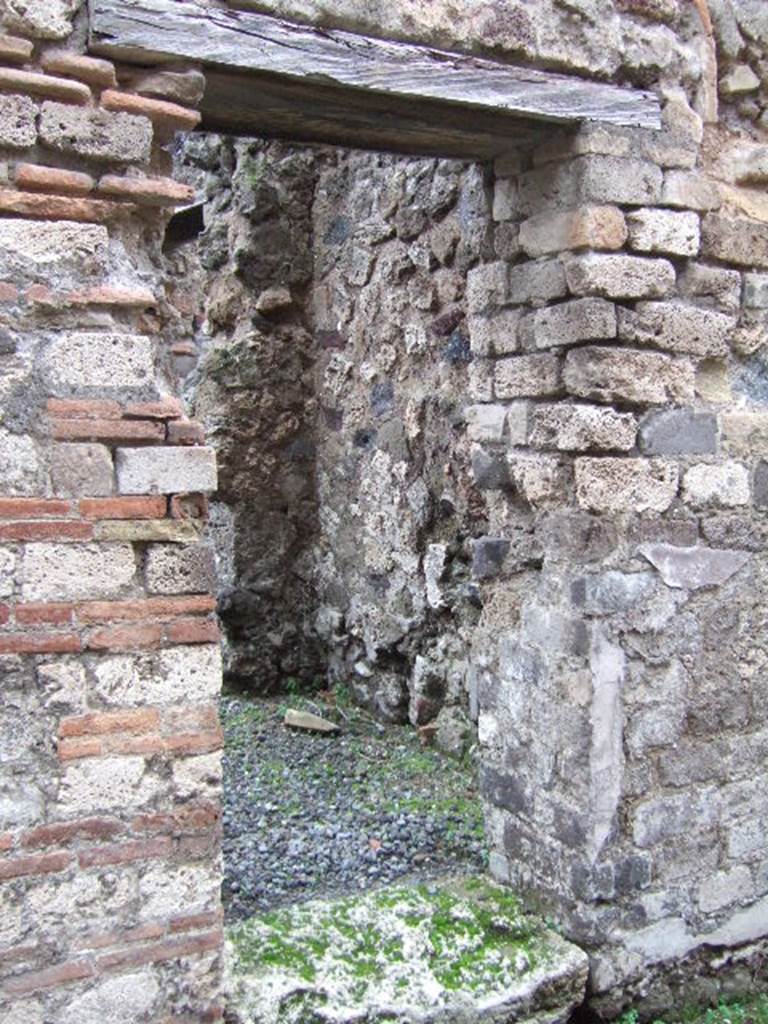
[168,135,510,751]
[0,0,767,1021]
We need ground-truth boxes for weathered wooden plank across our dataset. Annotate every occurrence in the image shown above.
[201,68,543,161]
[88,0,661,133]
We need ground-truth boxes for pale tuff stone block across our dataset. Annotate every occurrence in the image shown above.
[520,297,616,350]
[662,171,721,212]
[495,353,560,399]
[0,547,14,597]
[509,454,565,507]
[743,273,768,308]
[529,403,636,452]
[50,443,113,497]
[564,253,675,299]
[60,755,161,814]
[0,94,36,149]
[144,542,217,594]
[518,155,663,216]
[682,461,750,508]
[564,346,695,406]
[721,411,768,455]
[618,303,734,358]
[627,208,700,257]
[0,219,108,284]
[697,867,753,913]
[519,205,627,258]
[465,404,507,442]
[575,458,678,513]
[40,101,153,164]
[702,214,768,270]
[22,542,136,601]
[116,446,217,495]
[466,261,507,314]
[0,428,45,495]
[138,863,221,921]
[0,0,76,39]
[679,264,742,316]
[492,177,518,221]
[720,65,760,96]
[173,750,222,800]
[43,333,155,390]
[468,309,520,356]
[507,259,567,305]
[59,973,160,1024]
[93,645,222,706]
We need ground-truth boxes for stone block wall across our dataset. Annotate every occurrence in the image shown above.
[0,3,224,1021]
[474,96,768,1014]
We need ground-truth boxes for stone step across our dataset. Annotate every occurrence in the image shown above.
[224,876,588,1024]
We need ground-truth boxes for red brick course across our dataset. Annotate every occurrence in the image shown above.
[22,817,121,849]
[98,174,195,206]
[60,708,160,738]
[0,521,93,542]
[2,958,94,997]
[95,927,222,972]
[52,418,165,443]
[0,189,122,223]
[0,633,81,654]
[78,836,172,868]
[0,66,91,104]
[41,52,117,89]
[0,850,71,881]
[79,496,167,519]
[16,603,75,626]
[100,89,202,130]
[0,497,72,517]
[47,398,122,420]
[15,163,95,196]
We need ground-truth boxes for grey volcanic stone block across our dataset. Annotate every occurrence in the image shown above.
[472,537,510,579]
[639,409,718,455]
[638,543,750,589]
[754,460,768,508]
[471,447,511,490]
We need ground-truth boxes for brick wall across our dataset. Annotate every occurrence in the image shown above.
[0,4,224,1021]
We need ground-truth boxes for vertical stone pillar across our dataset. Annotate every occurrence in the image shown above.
[0,3,224,1021]
[473,101,768,1014]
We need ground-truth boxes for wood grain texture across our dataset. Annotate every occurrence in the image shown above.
[88,0,661,156]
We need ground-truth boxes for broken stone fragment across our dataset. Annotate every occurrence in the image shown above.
[638,543,749,589]
[719,64,760,97]
[283,708,339,733]
[255,285,293,314]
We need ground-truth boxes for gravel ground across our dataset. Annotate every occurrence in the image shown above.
[221,691,487,923]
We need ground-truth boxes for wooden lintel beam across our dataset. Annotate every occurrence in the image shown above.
[88,0,661,156]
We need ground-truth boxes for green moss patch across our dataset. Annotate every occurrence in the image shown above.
[224,877,580,1024]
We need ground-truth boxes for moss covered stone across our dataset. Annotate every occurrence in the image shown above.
[224,876,588,1023]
